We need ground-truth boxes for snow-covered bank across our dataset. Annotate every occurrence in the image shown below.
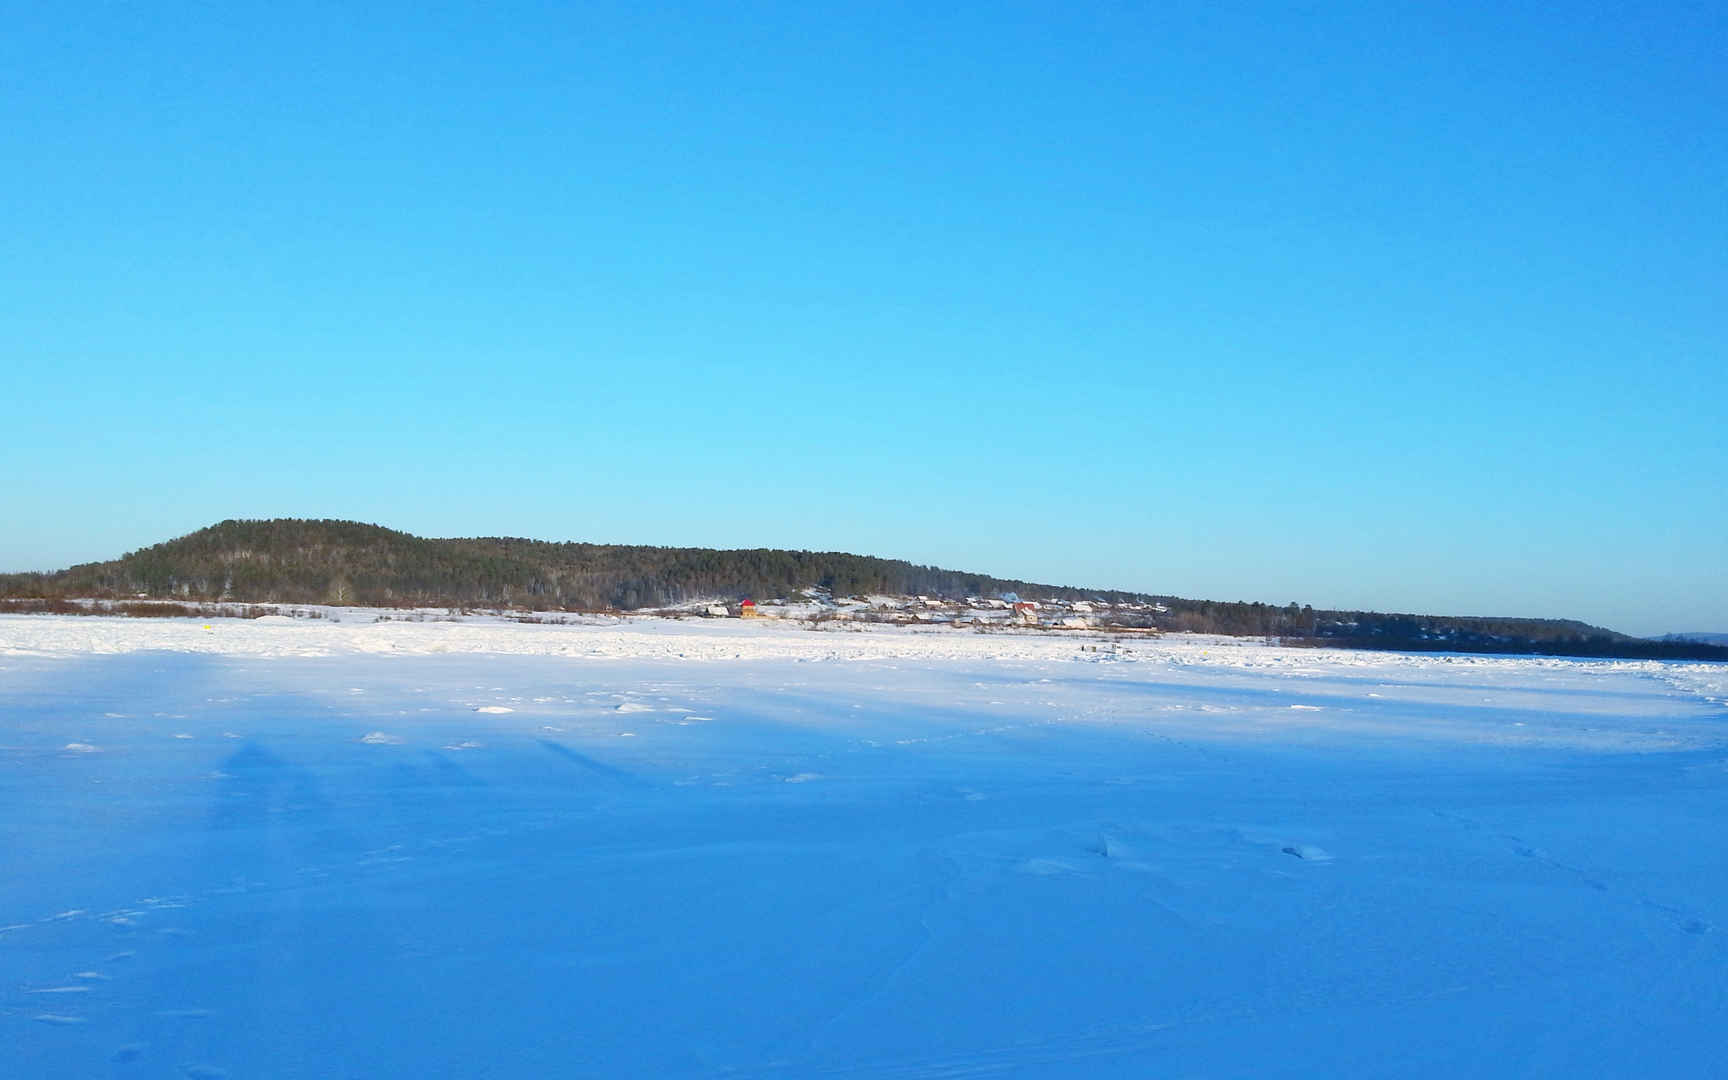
[4,618,1726,1076]
[4,608,1724,674]
[4,612,1724,749]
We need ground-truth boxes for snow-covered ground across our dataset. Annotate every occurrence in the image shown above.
[3,614,1726,1077]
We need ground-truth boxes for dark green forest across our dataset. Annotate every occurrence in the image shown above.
[0,519,1141,611]
[3,519,1722,661]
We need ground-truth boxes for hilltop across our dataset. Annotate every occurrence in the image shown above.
[0,518,1144,612]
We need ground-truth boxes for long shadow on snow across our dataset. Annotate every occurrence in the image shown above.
[421,749,487,787]
[537,738,645,786]
[211,739,334,831]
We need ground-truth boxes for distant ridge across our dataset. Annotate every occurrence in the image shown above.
[0,518,1139,612]
[3,519,1725,661]
[1653,632,1728,646]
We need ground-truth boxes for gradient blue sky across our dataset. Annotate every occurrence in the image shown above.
[3,1,1723,635]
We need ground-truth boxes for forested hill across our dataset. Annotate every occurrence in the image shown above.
[4,519,1722,661]
[0,518,1145,611]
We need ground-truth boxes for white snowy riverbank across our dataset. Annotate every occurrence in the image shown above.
[3,615,1726,1076]
[3,610,1722,687]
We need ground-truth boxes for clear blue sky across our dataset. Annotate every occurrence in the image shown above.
[3,1,1723,636]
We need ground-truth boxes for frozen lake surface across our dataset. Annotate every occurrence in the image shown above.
[4,614,1726,1077]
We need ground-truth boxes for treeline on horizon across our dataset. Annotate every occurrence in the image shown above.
[2,518,1723,662]
[1140,602,1725,660]
[0,518,1143,611]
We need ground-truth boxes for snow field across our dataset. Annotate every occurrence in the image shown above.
[2,615,1726,1076]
